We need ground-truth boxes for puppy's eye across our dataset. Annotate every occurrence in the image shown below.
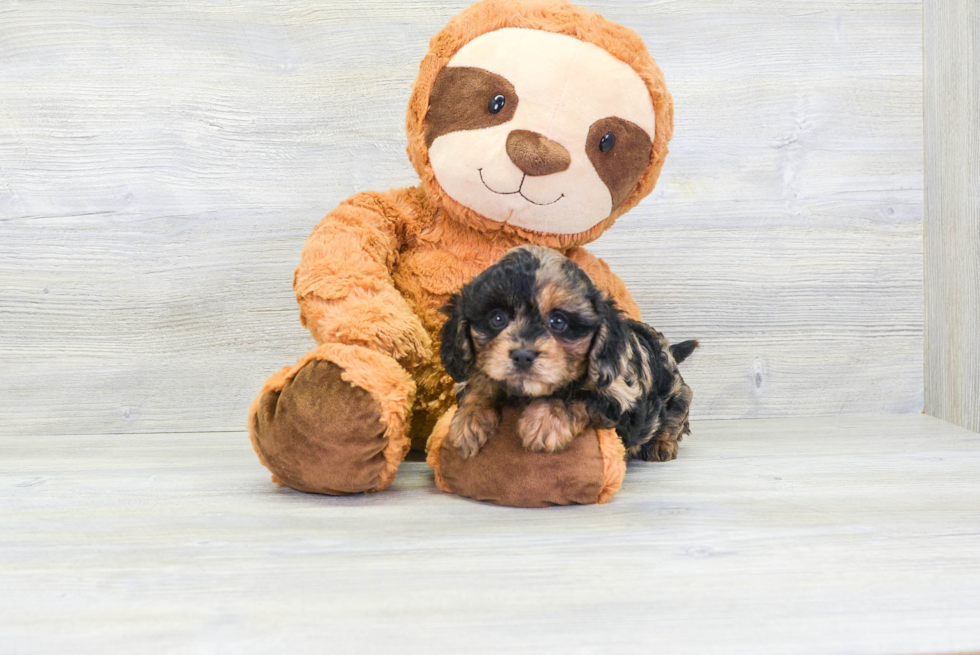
[599,132,616,153]
[488,309,509,329]
[548,313,569,333]
[488,94,507,114]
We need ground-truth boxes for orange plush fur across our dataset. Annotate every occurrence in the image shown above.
[248,0,673,497]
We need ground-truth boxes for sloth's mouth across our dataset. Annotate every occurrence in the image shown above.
[478,169,565,207]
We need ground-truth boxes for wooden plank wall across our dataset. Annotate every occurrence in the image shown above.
[0,0,924,436]
[924,0,980,434]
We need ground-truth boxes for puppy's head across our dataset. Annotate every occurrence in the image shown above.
[441,245,628,397]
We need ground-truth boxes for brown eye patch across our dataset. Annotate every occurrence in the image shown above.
[425,66,519,148]
[587,117,654,211]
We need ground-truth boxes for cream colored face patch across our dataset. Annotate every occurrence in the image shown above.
[426,28,656,235]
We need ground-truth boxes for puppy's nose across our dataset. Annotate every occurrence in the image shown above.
[506,130,571,177]
[510,349,538,370]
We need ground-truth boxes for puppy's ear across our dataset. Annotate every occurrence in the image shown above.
[670,340,699,365]
[440,296,474,382]
[588,296,628,389]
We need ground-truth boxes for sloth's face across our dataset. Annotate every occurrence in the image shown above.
[425,28,657,236]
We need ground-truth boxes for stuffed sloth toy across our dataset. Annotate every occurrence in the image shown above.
[249,0,674,506]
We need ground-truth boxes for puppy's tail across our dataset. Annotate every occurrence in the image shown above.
[670,340,699,365]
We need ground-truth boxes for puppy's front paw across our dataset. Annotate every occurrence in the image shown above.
[518,399,579,453]
[448,406,499,459]
[637,437,679,462]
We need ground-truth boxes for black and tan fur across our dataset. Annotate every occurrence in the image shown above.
[441,245,696,461]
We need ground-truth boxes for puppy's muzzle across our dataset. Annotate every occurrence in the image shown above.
[510,349,538,371]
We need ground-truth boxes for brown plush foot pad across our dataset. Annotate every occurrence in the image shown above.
[434,406,614,508]
[252,359,388,495]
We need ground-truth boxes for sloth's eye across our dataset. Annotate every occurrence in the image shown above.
[488,309,509,329]
[599,131,616,153]
[488,94,507,114]
[548,313,569,333]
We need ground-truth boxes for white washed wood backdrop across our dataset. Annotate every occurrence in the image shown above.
[924,0,980,434]
[0,0,924,436]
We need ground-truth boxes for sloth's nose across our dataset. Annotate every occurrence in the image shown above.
[506,130,571,177]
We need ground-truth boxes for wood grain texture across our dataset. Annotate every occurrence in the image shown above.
[0,1,923,435]
[924,0,980,434]
[2,416,979,654]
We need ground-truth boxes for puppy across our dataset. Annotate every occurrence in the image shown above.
[440,245,696,462]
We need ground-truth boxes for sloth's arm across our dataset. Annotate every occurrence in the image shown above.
[565,247,642,321]
[293,189,432,368]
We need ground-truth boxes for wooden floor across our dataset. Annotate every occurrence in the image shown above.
[2,416,979,654]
